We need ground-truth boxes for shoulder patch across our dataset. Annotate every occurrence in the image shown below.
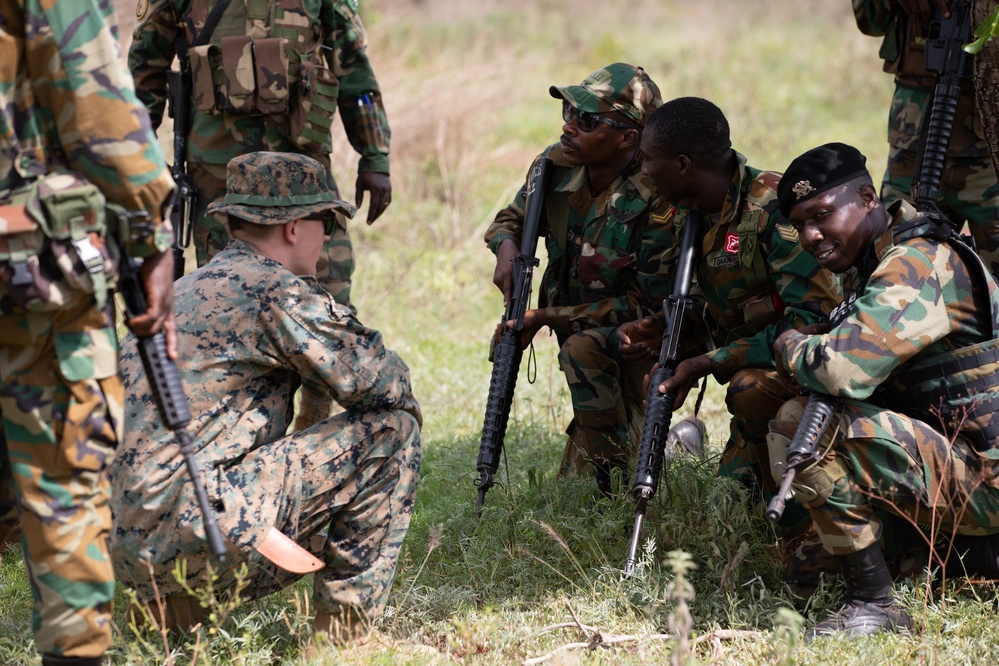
[776,223,799,243]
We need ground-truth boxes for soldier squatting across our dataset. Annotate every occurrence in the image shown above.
[2,0,999,663]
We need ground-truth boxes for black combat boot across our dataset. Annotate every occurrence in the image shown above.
[807,542,913,639]
[41,655,103,666]
[947,533,999,579]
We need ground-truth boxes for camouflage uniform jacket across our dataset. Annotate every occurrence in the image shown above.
[129,0,390,172]
[109,240,420,582]
[852,0,987,158]
[698,153,842,382]
[779,201,999,407]
[1,0,174,256]
[484,144,678,336]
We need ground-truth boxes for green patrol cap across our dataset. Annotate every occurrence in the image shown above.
[206,152,356,225]
[549,63,663,128]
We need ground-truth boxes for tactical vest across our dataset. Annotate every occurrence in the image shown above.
[873,215,999,454]
[181,0,347,151]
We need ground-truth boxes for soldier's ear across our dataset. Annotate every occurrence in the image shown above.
[858,183,879,210]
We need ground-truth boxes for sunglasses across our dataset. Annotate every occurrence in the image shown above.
[304,213,336,235]
[562,101,638,132]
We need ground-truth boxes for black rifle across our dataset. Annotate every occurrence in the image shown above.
[915,0,974,212]
[166,69,195,281]
[765,392,838,523]
[114,209,227,561]
[475,157,553,512]
[623,210,702,576]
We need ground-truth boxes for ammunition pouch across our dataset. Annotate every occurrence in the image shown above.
[874,338,999,454]
[189,36,295,117]
[0,171,117,315]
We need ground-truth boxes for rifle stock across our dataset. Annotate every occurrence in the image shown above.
[113,209,227,561]
[623,210,702,575]
[166,69,196,281]
[475,157,553,512]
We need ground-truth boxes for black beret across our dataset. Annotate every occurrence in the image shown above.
[777,143,869,218]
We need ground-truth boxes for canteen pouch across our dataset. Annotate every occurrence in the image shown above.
[290,59,339,152]
[0,171,116,315]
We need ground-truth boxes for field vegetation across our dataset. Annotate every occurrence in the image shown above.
[4,0,999,664]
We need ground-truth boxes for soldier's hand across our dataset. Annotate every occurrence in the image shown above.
[648,354,712,410]
[355,171,391,224]
[127,249,178,360]
[506,308,546,350]
[493,239,519,304]
[896,0,950,25]
[616,317,663,362]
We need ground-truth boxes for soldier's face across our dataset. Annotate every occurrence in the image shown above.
[788,183,881,273]
[639,129,687,203]
[560,105,636,168]
[290,217,330,276]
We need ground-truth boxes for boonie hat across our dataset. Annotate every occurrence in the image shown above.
[207,152,356,224]
[549,62,662,128]
[777,143,869,218]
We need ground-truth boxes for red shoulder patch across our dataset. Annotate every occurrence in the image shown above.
[725,232,739,254]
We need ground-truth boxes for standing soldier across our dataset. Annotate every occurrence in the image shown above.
[853,0,999,275]
[129,0,392,308]
[485,63,678,494]
[0,1,175,664]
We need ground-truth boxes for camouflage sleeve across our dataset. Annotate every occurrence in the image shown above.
[852,0,894,36]
[32,0,174,254]
[267,283,422,426]
[706,209,842,382]
[325,1,390,174]
[779,242,963,399]
[543,201,679,334]
[127,0,184,130]
[485,180,529,253]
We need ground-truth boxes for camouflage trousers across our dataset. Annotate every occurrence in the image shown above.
[118,408,421,620]
[190,161,355,307]
[557,327,651,476]
[0,294,120,658]
[881,145,999,276]
[772,397,999,559]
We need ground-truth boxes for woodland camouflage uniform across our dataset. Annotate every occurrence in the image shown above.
[0,0,174,660]
[484,64,678,481]
[129,0,390,306]
[693,154,841,504]
[774,199,999,560]
[853,0,999,275]
[109,152,420,625]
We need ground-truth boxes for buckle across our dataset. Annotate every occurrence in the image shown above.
[72,237,104,274]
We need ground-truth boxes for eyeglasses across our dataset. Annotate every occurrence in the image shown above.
[304,213,336,235]
[562,101,638,132]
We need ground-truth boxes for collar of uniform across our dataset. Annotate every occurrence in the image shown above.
[716,150,750,229]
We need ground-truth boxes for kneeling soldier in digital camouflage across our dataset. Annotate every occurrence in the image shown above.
[770,143,999,638]
[109,152,421,645]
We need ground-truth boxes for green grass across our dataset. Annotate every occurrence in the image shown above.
[5,0,999,663]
